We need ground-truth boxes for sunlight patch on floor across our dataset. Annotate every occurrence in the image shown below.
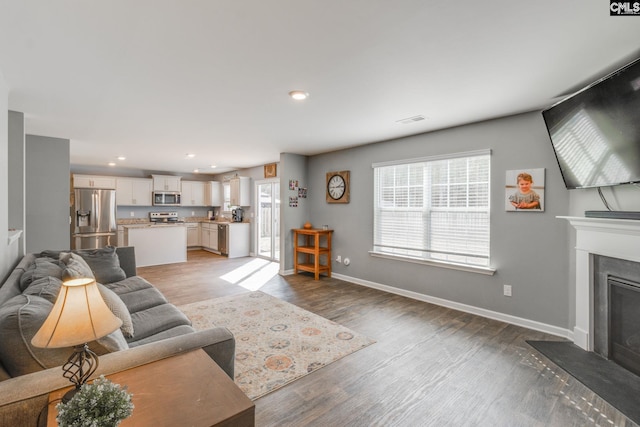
[237,261,280,291]
[220,258,279,291]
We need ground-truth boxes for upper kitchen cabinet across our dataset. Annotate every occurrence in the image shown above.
[206,181,222,206]
[152,174,181,192]
[230,176,251,207]
[116,177,153,206]
[181,181,206,206]
[73,174,116,189]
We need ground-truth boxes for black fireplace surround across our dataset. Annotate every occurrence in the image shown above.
[594,255,640,376]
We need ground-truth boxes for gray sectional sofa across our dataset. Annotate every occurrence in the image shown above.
[0,246,235,426]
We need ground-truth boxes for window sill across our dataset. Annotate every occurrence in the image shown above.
[369,251,496,276]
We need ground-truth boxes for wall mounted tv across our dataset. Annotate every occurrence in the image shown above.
[542,58,640,189]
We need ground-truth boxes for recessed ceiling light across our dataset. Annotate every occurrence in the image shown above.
[289,90,309,100]
[186,153,196,159]
[210,165,217,169]
[194,169,200,173]
[108,162,116,167]
[117,156,126,161]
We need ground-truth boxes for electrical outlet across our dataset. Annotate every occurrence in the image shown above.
[130,212,135,217]
[503,284,512,297]
[191,211,195,216]
[336,255,342,263]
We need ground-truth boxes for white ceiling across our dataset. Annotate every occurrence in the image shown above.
[1,1,640,174]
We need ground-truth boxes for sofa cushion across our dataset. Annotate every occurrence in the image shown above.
[116,287,168,314]
[127,325,195,348]
[60,252,95,281]
[73,247,126,284]
[0,294,129,377]
[0,295,74,376]
[127,304,192,343]
[102,276,155,296]
[19,258,64,291]
[97,284,134,338]
[22,276,63,303]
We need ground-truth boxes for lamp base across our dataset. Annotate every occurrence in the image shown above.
[60,343,99,402]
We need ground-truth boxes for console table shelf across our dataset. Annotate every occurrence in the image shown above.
[293,228,333,280]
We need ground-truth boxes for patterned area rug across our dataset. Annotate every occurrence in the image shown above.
[177,291,375,400]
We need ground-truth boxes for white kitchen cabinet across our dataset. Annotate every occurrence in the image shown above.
[181,181,206,206]
[73,174,117,189]
[230,176,251,207]
[200,222,219,252]
[116,177,152,206]
[127,225,187,267]
[152,174,181,192]
[186,223,200,247]
[206,181,222,206]
[117,226,125,247]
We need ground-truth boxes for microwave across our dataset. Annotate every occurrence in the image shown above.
[153,191,181,206]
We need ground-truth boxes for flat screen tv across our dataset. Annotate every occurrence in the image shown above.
[542,58,640,189]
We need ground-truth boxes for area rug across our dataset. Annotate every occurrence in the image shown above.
[527,340,640,425]
[178,291,375,400]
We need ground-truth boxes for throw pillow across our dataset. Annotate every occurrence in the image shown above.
[98,284,134,338]
[73,247,126,284]
[60,252,96,281]
[19,258,64,291]
[22,276,64,304]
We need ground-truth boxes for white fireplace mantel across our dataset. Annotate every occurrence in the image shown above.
[560,216,640,351]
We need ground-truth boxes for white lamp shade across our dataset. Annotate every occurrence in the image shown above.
[31,278,123,348]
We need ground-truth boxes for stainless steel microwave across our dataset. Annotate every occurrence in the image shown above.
[153,191,181,206]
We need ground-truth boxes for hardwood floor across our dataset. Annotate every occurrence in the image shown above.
[140,250,638,427]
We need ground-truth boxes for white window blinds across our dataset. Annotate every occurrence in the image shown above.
[373,150,491,267]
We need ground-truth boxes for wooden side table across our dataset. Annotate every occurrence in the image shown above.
[46,349,254,427]
[293,228,333,280]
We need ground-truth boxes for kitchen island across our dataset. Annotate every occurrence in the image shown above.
[124,223,187,267]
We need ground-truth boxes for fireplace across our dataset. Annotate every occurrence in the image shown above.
[561,216,640,353]
[593,255,640,375]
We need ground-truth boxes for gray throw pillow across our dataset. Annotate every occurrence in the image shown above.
[61,252,96,281]
[22,276,64,303]
[73,247,126,284]
[98,284,134,338]
[19,258,64,291]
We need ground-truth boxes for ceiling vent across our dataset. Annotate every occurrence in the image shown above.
[396,115,426,125]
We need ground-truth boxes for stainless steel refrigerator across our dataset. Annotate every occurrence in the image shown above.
[72,188,117,249]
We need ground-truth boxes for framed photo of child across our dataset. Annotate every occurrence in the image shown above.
[505,168,545,212]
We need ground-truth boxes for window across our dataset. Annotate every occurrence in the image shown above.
[372,149,491,271]
[222,182,231,212]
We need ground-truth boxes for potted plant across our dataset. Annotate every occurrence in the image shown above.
[56,375,134,427]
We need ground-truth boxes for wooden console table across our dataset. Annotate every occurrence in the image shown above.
[46,349,254,427]
[293,228,333,280]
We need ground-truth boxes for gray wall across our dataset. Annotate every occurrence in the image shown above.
[304,112,572,329]
[8,111,25,256]
[279,153,309,271]
[25,135,70,252]
[0,72,16,283]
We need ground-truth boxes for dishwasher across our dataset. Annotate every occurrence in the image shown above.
[218,224,228,255]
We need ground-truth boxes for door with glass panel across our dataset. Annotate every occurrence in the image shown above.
[256,180,280,261]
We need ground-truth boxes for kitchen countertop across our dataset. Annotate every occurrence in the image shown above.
[117,217,249,227]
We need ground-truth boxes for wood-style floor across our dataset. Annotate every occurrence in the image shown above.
[139,250,637,427]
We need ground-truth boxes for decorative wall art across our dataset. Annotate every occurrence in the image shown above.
[289,180,299,191]
[505,168,545,212]
[289,196,298,207]
[298,188,307,198]
[264,163,277,178]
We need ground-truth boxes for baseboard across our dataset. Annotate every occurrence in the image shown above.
[331,272,572,340]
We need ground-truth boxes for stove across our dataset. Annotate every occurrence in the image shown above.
[149,212,182,223]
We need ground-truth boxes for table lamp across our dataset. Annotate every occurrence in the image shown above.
[31,277,123,402]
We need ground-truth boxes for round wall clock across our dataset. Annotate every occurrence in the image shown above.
[326,171,350,203]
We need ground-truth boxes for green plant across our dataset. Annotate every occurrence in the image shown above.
[56,375,134,427]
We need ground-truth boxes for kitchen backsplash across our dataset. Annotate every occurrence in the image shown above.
[116,206,217,220]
